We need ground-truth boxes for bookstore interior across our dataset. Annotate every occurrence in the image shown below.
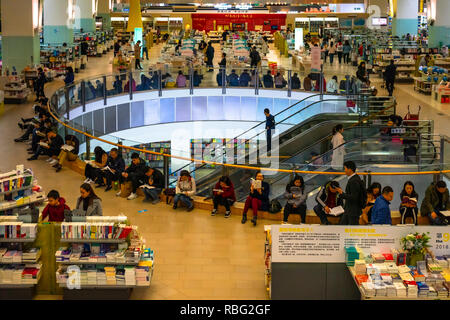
[1,0,450,308]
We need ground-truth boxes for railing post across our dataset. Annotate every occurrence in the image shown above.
[287,69,292,97]
[129,71,133,101]
[189,67,194,95]
[319,64,324,101]
[158,70,162,97]
[440,136,445,176]
[85,134,91,160]
[255,69,259,95]
[345,75,350,96]
[64,87,70,120]
[163,155,169,189]
[81,80,86,112]
[221,68,226,95]
[418,134,422,169]
[103,75,107,105]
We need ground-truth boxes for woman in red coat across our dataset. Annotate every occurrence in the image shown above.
[211,176,236,218]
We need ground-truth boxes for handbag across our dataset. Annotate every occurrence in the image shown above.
[164,188,176,204]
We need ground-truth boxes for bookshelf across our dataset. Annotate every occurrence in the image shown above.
[3,79,30,104]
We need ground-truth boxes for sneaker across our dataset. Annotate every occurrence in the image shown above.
[83,178,90,183]
[46,158,54,163]
[127,193,138,200]
[187,205,194,212]
[211,209,217,216]
[225,211,231,218]
[241,215,247,224]
[152,199,160,205]
[173,204,178,210]
[55,165,62,173]
[116,190,122,197]
[27,156,37,161]
[49,159,58,166]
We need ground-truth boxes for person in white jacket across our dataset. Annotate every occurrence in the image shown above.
[173,170,196,211]
[261,37,269,56]
[326,75,339,93]
[331,124,346,170]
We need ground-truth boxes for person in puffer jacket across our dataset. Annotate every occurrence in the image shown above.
[41,190,70,222]
[173,170,196,212]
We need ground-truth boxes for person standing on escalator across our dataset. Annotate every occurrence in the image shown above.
[330,124,345,170]
[264,108,275,153]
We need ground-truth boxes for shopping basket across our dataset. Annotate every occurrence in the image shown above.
[403,105,421,127]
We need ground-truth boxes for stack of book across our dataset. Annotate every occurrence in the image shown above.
[55,266,68,284]
[345,247,360,266]
[433,283,449,298]
[354,260,366,275]
[55,247,71,262]
[400,272,415,282]
[12,251,22,263]
[386,283,396,297]
[125,266,136,286]
[374,283,386,296]
[404,281,418,297]
[382,253,394,262]
[391,273,402,283]
[1,250,15,263]
[394,282,407,297]
[381,273,392,283]
[116,268,125,286]
[0,248,6,260]
[435,256,449,269]
[21,264,41,284]
[105,266,116,285]
[428,285,438,297]
[87,267,97,285]
[371,253,385,264]
[22,248,41,263]
[12,267,23,283]
[417,282,430,297]
[96,267,107,285]
[80,270,88,286]
[385,262,398,273]
[135,265,150,286]
[355,274,369,285]
[411,269,426,283]
[362,282,375,297]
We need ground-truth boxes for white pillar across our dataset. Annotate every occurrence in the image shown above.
[97,0,112,30]
[74,0,96,32]
[392,0,418,37]
[429,0,450,47]
[43,0,74,45]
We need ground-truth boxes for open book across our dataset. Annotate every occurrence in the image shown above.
[85,160,100,168]
[36,131,46,138]
[139,184,155,189]
[61,144,74,152]
[38,142,49,148]
[101,166,114,173]
[440,211,450,217]
[213,189,223,193]
[328,206,345,216]
[251,178,262,189]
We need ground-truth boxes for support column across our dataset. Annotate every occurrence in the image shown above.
[392,0,418,37]
[428,0,450,48]
[43,0,74,45]
[1,0,41,71]
[97,0,112,30]
[74,0,96,33]
[127,0,143,44]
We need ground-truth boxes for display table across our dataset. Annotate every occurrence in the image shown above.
[413,77,433,94]
[433,83,450,103]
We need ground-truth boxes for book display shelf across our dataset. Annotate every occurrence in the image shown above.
[0,219,41,300]
[0,166,45,218]
[55,216,154,300]
[3,76,30,104]
[346,248,450,300]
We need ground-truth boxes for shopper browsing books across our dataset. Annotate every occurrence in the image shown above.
[141,167,165,205]
[27,130,63,161]
[399,181,419,225]
[41,190,70,222]
[73,183,102,217]
[84,146,108,185]
[241,172,270,226]
[360,182,381,225]
[173,170,196,212]
[117,152,147,200]
[99,148,125,192]
[370,186,394,225]
[54,135,80,173]
[211,176,236,218]
[283,175,307,224]
[263,71,274,88]
[335,161,366,225]
[420,181,450,225]
[313,181,344,225]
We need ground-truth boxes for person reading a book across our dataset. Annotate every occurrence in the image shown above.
[84,146,108,185]
[211,175,236,218]
[27,130,64,161]
[54,135,80,173]
[370,186,394,225]
[142,167,165,205]
[241,172,270,226]
[73,183,102,216]
[173,170,196,212]
[313,180,344,225]
[41,190,70,222]
[420,181,450,225]
[360,182,381,225]
[99,148,125,192]
[117,152,147,200]
[283,175,307,224]
[399,181,419,225]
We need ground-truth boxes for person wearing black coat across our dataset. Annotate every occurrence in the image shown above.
[142,167,165,204]
[336,161,366,225]
[218,53,227,69]
[241,172,270,226]
[117,152,147,200]
[249,47,261,69]
[206,42,215,72]
[27,131,63,161]
[263,71,274,88]
[384,60,397,96]
[34,68,46,101]
[291,73,301,89]
[100,148,125,192]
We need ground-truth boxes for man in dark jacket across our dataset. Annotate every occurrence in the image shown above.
[34,68,46,101]
[54,134,80,172]
[371,186,394,225]
[420,181,450,225]
[28,130,63,161]
[250,46,261,69]
[101,148,125,192]
[227,70,239,86]
[336,161,366,225]
[239,70,251,87]
[118,152,147,200]
[264,108,275,153]
[314,181,343,225]
[291,73,301,89]
[206,41,215,72]
[263,71,274,88]
[384,60,396,96]
[142,167,165,204]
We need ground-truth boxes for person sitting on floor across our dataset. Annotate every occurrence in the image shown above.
[239,69,251,87]
[399,181,419,225]
[99,148,125,192]
[193,71,203,87]
[117,152,147,200]
[371,186,394,225]
[291,73,301,90]
[176,71,187,88]
[241,172,270,227]
[41,190,70,222]
[211,175,236,218]
[27,130,63,161]
[283,175,307,224]
[84,146,108,185]
[263,71,274,88]
[420,181,450,225]
[54,134,80,172]
[142,166,165,204]
[274,72,287,89]
[173,170,196,212]
[313,180,343,225]
[227,69,240,87]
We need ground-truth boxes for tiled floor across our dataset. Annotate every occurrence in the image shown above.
[0,41,449,300]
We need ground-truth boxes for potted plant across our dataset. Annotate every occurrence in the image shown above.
[400,232,431,266]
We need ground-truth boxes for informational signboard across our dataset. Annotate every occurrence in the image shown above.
[294,28,304,51]
[310,47,322,72]
[271,225,450,263]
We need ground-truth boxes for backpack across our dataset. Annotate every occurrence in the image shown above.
[268,199,282,214]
